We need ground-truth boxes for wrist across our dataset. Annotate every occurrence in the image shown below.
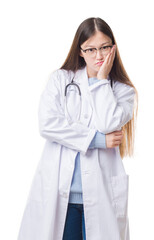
[97,75,108,80]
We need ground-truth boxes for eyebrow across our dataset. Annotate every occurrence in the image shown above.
[84,42,112,48]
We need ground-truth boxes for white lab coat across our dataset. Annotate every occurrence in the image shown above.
[17,66,135,240]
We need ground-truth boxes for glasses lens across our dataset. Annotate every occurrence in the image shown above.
[101,46,112,55]
[84,45,113,57]
[86,49,96,57]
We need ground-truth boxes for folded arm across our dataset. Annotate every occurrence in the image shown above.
[89,79,135,134]
[38,71,96,155]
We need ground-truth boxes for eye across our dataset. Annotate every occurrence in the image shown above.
[102,45,112,50]
[86,48,95,53]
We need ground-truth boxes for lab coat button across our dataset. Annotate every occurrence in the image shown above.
[62,192,68,198]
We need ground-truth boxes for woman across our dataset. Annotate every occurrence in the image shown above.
[17,17,138,240]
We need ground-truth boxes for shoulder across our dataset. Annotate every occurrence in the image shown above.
[48,68,74,83]
[51,68,74,77]
[48,68,67,79]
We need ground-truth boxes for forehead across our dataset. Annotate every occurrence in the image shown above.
[81,31,112,47]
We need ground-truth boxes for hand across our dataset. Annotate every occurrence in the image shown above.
[97,45,116,80]
[105,130,124,148]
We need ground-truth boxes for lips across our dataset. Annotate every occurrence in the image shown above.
[96,61,104,65]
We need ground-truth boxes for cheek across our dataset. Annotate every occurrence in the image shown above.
[104,55,107,60]
[84,57,94,66]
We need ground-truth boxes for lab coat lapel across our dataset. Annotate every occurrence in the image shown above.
[73,66,89,89]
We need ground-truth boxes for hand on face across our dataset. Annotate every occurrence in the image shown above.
[97,45,116,80]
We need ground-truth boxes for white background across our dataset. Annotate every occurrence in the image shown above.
[0,0,153,239]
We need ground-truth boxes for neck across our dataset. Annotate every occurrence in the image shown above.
[86,66,97,78]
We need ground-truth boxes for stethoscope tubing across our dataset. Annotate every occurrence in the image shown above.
[64,76,81,96]
[64,74,112,123]
[64,76,82,123]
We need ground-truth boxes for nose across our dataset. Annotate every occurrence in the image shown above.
[96,49,104,60]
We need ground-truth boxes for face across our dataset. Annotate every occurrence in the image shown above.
[80,31,113,78]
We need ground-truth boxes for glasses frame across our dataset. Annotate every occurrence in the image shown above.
[80,45,113,57]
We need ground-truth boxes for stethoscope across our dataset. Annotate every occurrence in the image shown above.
[64,74,113,123]
[64,75,82,123]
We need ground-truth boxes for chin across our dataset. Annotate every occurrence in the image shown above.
[87,66,98,77]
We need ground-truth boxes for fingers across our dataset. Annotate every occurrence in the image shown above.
[97,45,116,79]
[114,131,124,145]
[106,45,116,64]
[113,130,124,144]
[115,131,124,138]
[109,45,116,62]
[114,139,123,144]
[106,128,124,148]
[114,130,124,136]
[111,44,116,54]
[113,139,123,147]
[114,135,123,141]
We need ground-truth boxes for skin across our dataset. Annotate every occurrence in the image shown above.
[80,31,123,148]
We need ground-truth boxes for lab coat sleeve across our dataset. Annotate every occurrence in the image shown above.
[89,79,136,134]
[38,71,96,155]
[88,131,106,149]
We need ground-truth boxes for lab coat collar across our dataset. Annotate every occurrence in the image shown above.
[73,66,110,88]
[73,66,89,88]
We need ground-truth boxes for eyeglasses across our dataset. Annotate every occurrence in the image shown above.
[80,45,113,58]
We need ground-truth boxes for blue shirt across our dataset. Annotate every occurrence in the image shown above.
[68,77,106,204]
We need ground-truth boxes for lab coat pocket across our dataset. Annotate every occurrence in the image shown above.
[110,174,129,218]
[27,167,51,203]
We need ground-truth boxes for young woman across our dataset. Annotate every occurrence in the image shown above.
[17,17,138,240]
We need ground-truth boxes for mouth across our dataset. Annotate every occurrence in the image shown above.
[96,61,104,66]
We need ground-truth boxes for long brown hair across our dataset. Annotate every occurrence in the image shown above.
[61,17,138,159]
